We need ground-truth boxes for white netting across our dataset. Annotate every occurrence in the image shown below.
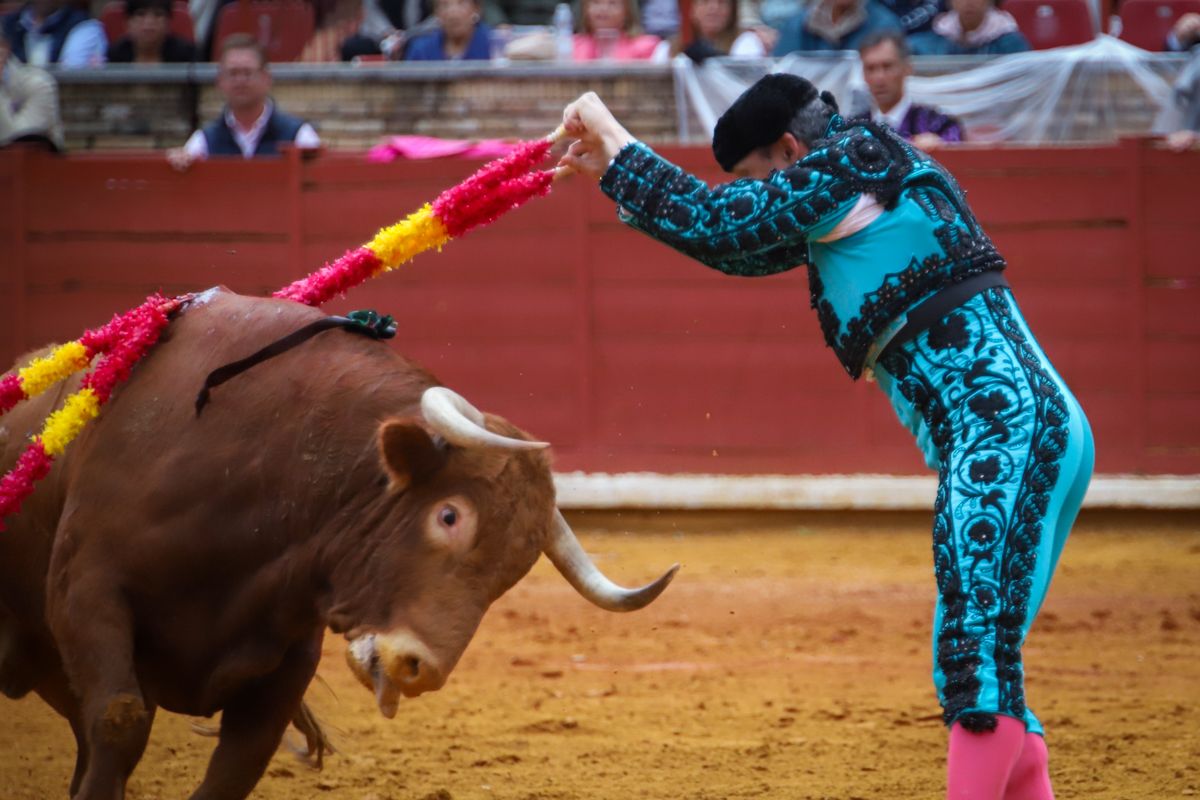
[674,35,1189,144]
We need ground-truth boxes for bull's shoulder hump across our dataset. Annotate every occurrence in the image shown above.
[180,289,328,332]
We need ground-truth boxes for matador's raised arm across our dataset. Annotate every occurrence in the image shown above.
[597,122,914,278]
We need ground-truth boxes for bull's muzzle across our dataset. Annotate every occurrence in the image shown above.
[346,631,445,719]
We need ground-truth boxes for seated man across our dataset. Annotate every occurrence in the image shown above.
[773,0,901,56]
[0,0,105,68]
[1166,12,1200,52]
[909,0,1029,55]
[107,0,196,64]
[855,30,963,151]
[0,25,63,150]
[167,34,319,170]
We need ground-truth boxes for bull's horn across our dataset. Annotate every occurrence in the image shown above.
[544,509,679,612]
[420,386,548,451]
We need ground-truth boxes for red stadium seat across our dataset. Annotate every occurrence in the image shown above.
[100,1,125,42]
[100,1,197,44]
[1006,0,1097,48]
[212,0,316,62]
[172,3,195,41]
[1118,0,1200,49]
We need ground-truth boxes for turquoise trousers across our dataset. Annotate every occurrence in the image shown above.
[875,288,1095,735]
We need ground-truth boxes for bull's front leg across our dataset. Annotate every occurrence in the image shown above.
[189,634,323,800]
[44,569,157,800]
[1,613,90,796]
[37,672,91,797]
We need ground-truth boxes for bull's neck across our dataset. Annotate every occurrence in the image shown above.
[285,420,407,627]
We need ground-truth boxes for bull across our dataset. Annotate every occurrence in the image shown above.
[0,288,676,800]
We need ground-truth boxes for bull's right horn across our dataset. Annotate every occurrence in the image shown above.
[421,386,548,451]
[544,510,679,612]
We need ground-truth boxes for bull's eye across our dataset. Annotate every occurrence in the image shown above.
[425,495,476,554]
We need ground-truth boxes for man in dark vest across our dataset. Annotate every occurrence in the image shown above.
[167,34,319,170]
[0,0,106,68]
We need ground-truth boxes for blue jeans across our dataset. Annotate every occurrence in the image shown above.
[875,288,1094,735]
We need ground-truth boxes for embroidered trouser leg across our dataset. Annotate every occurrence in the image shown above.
[876,288,1094,734]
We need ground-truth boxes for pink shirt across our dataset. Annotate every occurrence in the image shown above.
[572,32,662,60]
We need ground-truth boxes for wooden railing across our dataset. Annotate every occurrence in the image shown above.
[1,140,1196,475]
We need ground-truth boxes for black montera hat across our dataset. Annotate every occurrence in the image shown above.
[712,74,821,172]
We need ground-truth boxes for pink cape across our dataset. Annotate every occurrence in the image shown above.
[366,135,522,163]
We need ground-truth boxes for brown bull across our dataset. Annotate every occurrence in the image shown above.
[0,288,676,800]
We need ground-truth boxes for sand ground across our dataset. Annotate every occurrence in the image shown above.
[2,510,1197,799]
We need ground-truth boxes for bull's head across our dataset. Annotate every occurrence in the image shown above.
[336,386,677,718]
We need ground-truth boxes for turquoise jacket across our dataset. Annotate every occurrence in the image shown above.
[598,115,1006,378]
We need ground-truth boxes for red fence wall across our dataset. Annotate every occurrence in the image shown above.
[1,142,1196,475]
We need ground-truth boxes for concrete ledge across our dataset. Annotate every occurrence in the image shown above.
[553,472,1200,510]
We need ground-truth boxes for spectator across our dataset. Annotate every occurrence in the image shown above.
[876,0,942,34]
[757,0,804,31]
[772,0,902,56]
[573,0,665,60]
[855,30,962,149]
[909,0,1029,55]
[107,0,196,63]
[185,0,231,59]
[0,0,106,68]
[167,35,318,170]
[641,0,680,37]
[0,25,63,150]
[1167,50,1200,150]
[1166,12,1200,51]
[405,0,491,60]
[669,0,768,59]
[341,0,432,61]
[735,0,780,50]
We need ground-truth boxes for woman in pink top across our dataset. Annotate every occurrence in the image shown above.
[573,0,665,61]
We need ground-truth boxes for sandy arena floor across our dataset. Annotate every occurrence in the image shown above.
[2,510,1197,799]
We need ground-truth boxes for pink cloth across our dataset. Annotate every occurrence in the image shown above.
[572,32,661,60]
[1005,734,1055,800]
[947,716,1025,799]
[366,136,521,163]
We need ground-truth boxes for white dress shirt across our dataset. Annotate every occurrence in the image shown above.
[871,93,913,132]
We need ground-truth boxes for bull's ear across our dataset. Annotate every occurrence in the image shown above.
[378,418,447,491]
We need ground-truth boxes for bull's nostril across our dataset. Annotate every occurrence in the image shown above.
[405,656,421,678]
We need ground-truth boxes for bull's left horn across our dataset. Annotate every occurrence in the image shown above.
[544,510,679,612]
[420,386,548,451]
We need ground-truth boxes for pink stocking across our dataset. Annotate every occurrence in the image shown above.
[1003,733,1055,800]
[946,715,1025,799]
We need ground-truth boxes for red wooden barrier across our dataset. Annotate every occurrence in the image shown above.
[1,142,1196,475]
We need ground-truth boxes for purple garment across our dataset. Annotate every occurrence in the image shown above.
[893,104,965,142]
